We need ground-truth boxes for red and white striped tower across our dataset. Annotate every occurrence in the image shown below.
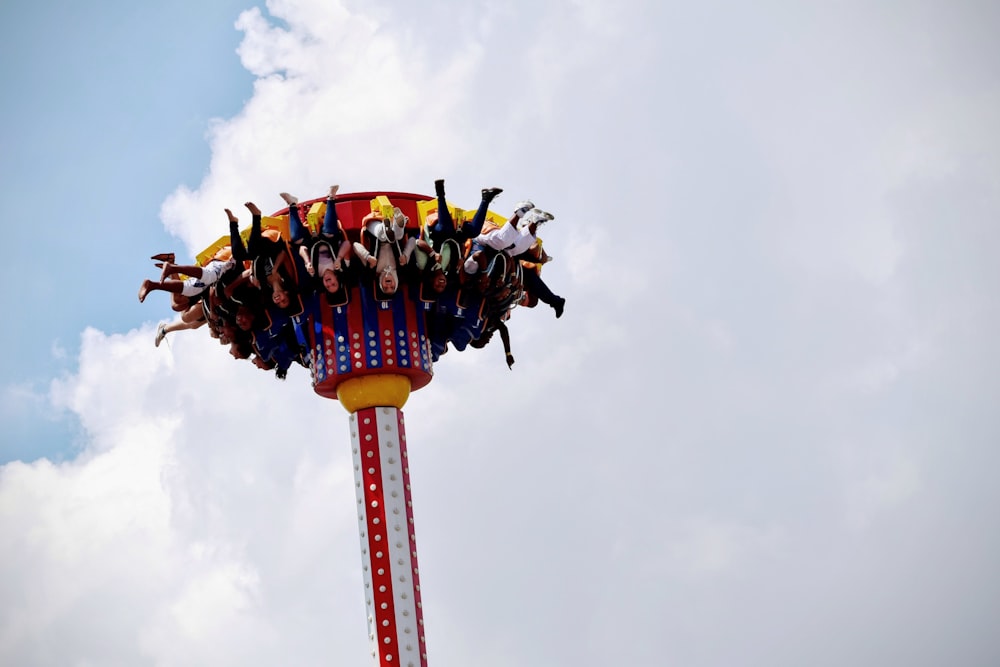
[348,402,427,667]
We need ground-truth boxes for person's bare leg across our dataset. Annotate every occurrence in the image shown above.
[155,317,205,347]
[166,319,204,334]
[170,292,192,312]
[179,301,205,324]
[139,279,183,303]
[160,262,205,281]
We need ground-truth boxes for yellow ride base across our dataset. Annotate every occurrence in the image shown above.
[337,374,412,413]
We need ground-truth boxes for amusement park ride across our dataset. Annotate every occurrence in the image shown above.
[143,188,561,666]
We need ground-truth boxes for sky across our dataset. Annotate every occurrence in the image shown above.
[1,0,999,665]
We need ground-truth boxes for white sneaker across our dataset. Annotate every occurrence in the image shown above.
[521,208,545,226]
[280,192,298,205]
[392,207,408,227]
[513,200,534,218]
[154,323,167,348]
[328,184,339,199]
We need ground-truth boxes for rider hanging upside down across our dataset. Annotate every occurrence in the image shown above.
[138,250,236,312]
[415,178,503,295]
[464,204,565,318]
[352,206,416,297]
[281,185,354,296]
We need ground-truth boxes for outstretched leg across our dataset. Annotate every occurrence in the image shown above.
[521,270,565,318]
[138,278,183,303]
[281,193,309,244]
[386,207,407,244]
[227,209,249,264]
[321,184,342,240]
[245,201,263,257]
[160,263,205,280]
[431,179,454,240]
[155,315,205,347]
[465,187,503,239]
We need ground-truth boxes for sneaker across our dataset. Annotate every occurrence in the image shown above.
[280,192,298,206]
[537,210,555,222]
[553,297,565,319]
[481,187,503,202]
[154,323,167,347]
[519,208,545,228]
[513,200,534,218]
[434,179,446,198]
[328,184,339,199]
[386,207,407,242]
[393,207,408,227]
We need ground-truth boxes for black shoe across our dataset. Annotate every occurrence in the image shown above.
[481,187,503,203]
[434,179,445,198]
[553,297,565,319]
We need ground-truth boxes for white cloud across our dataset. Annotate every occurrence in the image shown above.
[161,0,487,253]
[840,338,930,395]
[1,383,49,419]
[50,340,67,361]
[664,516,786,577]
[843,448,922,531]
[0,435,173,661]
[2,327,372,665]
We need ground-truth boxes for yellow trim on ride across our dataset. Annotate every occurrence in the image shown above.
[370,195,395,221]
[306,201,326,234]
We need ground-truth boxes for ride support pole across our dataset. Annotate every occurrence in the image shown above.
[348,405,428,667]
